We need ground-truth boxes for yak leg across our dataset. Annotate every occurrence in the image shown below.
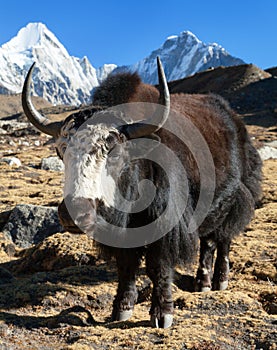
[111,249,142,322]
[196,237,217,292]
[146,247,174,329]
[212,240,230,291]
[196,237,231,291]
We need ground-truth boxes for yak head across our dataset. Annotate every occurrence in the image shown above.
[21,58,170,236]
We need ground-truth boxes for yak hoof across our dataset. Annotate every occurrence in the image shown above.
[218,280,228,291]
[194,281,211,292]
[150,314,173,329]
[213,280,228,291]
[113,309,133,322]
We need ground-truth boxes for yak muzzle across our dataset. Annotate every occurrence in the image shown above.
[58,196,96,234]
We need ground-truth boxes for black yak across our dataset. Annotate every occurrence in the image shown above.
[22,58,262,328]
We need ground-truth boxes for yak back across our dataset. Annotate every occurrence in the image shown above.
[157,92,262,221]
[156,93,238,188]
[161,92,262,240]
[93,72,159,107]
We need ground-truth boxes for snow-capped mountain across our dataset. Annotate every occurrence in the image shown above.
[0,23,100,105]
[115,31,244,85]
[96,64,118,84]
[0,23,244,106]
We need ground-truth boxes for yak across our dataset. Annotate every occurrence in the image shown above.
[22,58,262,328]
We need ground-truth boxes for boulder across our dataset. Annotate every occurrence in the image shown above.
[40,156,64,171]
[258,146,277,160]
[0,157,21,167]
[2,204,63,248]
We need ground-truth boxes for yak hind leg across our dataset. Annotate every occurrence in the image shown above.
[111,249,142,322]
[212,240,230,291]
[146,247,174,329]
[195,237,217,292]
[196,236,231,292]
[211,183,255,291]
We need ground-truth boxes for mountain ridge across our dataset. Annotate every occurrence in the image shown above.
[0,22,245,105]
[114,31,244,85]
[1,63,275,129]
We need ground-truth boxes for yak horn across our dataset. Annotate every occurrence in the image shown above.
[22,62,62,137]
[122,56,170,139]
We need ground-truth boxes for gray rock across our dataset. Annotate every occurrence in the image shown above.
[0,157,21,167]
[2,204,64,248]
[265,140,277,148]
[258,146,277,160]
[0,120,39,137]
[0,120,29,131]
[41,156,64,171]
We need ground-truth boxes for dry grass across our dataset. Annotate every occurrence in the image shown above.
[0,122,276,349]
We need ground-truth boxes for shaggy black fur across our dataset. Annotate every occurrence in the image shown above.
[57,72,262,327]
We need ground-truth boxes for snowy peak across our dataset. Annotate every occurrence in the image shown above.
[0,22,100,105]
[1,23,68,58]
[1,23,44,52]
[0,23,244,106]
[165,30,201,47]
[97,64,118,83]
[119,30,244,85]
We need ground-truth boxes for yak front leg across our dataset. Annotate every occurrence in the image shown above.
[146,247,174,329]
[111,249,142,322]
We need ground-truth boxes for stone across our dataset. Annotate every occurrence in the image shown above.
[258,146,277,160]
[0,157,21,167]
[2,204,64,248]
[40,156,64,171]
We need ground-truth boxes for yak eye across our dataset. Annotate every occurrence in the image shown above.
[106,132,120,147]
[110,152,120,160]
[56,144,67,159]
[107,144,121,161]
[61,145,67,154]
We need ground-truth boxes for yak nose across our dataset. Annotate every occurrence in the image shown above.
[58,196,96,234]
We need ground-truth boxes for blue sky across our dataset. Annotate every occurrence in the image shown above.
[0,0,276,69]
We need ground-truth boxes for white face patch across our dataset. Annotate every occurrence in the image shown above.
[57,123,121,207]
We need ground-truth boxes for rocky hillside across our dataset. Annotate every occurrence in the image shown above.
[168,64,277,128]
[1,63,276,127]
[0,63,276,349]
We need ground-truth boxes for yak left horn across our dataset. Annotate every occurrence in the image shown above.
[22,62,62,137]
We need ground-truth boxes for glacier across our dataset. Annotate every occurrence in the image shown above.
[0,22,244,106]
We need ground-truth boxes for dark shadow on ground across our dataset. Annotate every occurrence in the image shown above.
[0,262,116,310]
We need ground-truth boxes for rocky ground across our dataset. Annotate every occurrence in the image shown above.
[0,64,276,349]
